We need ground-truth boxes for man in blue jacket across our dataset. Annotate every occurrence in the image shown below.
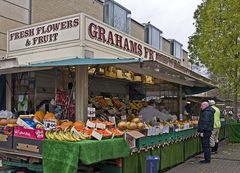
[197,102,215,163]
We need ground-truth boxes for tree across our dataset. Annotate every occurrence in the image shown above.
[188,0,240,118]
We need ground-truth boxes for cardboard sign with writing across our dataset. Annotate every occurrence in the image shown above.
[91,130,102,140]
[96,123,106,129]
[121,115,127,121]
[108,116,116,127]
[88,107,96,118]
[44,119,57,130]
[86,120,96,128]
[0,134,8,142]
[71,127,81,138]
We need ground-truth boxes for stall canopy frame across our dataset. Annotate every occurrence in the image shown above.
[25,57,216,95]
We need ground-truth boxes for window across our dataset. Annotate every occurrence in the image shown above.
[104,0,131,33]
[144,23,162,50]
[170,40,183,59]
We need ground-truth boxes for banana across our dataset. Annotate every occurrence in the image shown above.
[65,132,76,142]
[58,131,67,141]
[80,132,90,139]
[78,132,86,140]
[47,131,55,140]
[45,131,50,139]
[72,134,81,141]
[55,131,65,141]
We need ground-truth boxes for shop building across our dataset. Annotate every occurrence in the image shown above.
[1,12,215,120]
[0,2,220,173]
[0,0,196,113]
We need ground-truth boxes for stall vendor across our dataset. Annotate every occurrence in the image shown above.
[139,100,172,123]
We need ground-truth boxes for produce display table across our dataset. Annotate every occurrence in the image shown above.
[123,136,201,173]
[184,137,202,160]
[43,138,130,173]
[41,126,228,173]
[227,122,240,142]
[123,127,202,173]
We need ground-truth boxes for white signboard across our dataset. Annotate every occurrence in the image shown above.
[108,116,116,127]
[92,130,103,140]
[96,123,106,129]
[44,119,57,130]
[8,15,80,51]
[88,107,96,118]
[86,120,96,128]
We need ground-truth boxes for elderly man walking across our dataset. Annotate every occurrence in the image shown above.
[209,100,221,153]
[197,102,215,163]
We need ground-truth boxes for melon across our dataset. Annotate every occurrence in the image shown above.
[44,112,56,120]
[34,111,45,122]
[117,121,127,130]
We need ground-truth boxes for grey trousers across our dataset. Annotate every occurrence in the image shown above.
[210,128,220,147]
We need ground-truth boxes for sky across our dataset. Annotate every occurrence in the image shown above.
[115,0,202,50]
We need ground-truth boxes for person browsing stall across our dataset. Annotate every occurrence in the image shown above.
[197,102,215,164]
[209,100,221,153]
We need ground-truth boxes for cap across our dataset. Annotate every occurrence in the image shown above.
[208,100,215,106]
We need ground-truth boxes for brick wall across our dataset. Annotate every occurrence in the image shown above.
[0,0,30,57]
[162,37,171,54]
[130,19,144,41]
[32,0,103,23]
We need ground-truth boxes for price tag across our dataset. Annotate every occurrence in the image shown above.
[92,130,103,140]
[109,116,116,127]
[86,120,96,128]
[121,115,127,121]
[96,123,106,129]
[88,107,96,118]
[44,120,57,130]
[71,127,81,138]
[0,134,7,142]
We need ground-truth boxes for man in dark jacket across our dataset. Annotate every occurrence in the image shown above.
[197,102,215,163]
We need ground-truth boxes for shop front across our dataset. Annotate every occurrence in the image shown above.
[0,13,218,173]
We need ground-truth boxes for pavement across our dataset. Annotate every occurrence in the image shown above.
[165,140,240,173]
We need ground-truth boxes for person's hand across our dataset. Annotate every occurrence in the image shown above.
[200,132,203,137]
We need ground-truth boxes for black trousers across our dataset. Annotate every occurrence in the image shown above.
[201,131,212,162]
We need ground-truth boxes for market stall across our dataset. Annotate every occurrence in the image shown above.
[0,13,218,173]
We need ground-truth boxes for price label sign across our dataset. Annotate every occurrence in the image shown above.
[0,134,7,142]
[86,120,96,128]
[121,115,127,121]
[92,130,103,140]
[71,127,81,138]
[96,123,106,129]
[109,116,116,127]
[43,120,57,130]
[88,107,96,118]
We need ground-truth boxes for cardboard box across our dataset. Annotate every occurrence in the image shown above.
[0,134,13,149]
[124,130,145,149]
[0,126,14,149]
[14,126,44,140]
[13,126,44,154]
[13,137,42,154]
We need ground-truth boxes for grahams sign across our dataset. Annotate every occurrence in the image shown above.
[8,16,80,51]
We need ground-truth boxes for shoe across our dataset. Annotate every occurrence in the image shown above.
[215,143,219,153]
[199,160,210,164]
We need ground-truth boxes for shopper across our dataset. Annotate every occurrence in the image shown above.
[197,102,215,163]
[209,100,221,153]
